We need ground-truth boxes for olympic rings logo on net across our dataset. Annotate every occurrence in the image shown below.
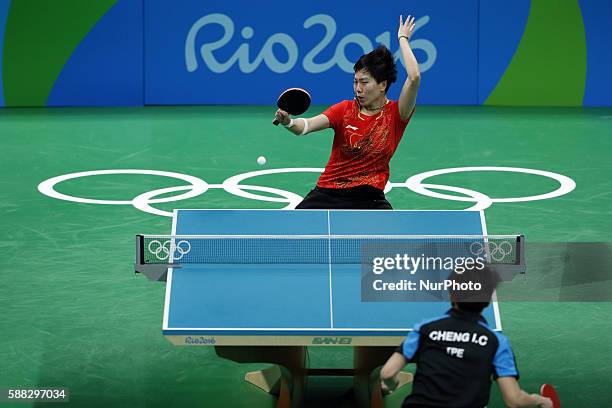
[148,239,192,261]
[469,240,514,262]
[37,167,576,218]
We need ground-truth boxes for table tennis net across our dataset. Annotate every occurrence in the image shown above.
[136,234,523,266]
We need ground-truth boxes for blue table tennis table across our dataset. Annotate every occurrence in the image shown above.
[163,209,501,345]
[153,209,502,407]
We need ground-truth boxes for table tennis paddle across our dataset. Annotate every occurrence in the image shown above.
[272,88,311,125]
[540,384,560,408]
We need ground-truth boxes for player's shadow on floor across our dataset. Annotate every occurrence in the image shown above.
[303,377,411,408]
[303,377,354,407]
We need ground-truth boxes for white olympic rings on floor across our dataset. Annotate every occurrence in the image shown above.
[37,166,576,217]
[404,167,576,210]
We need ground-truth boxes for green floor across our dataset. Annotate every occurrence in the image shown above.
[1,105,611,407]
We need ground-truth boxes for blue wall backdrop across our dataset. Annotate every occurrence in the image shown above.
[579,0,612,106]
[0,0,12,107]
[48,0,143,106]
[0,0,610,107]
[145,0,479,105]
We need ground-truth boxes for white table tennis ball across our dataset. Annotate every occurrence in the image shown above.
[257,156,267,165]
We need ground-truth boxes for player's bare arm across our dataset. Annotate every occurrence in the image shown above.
[274,110,330,136]
[397,14,421,120]
[497,377,553,408]
[379,352,408,393]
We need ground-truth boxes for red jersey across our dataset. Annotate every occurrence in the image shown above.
[317,99,414,190]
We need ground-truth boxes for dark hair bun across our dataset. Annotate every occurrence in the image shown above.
[353,45,398,92]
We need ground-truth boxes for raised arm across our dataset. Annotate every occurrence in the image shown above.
[274,110,330,136]
[397,15,421,120]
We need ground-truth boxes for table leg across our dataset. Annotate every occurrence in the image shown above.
[353,346,413,408]
[244,365,282,394]
[215,346,307,408]
[216,345,411,407]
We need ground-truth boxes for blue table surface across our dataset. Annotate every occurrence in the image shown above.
[163,210,500,335]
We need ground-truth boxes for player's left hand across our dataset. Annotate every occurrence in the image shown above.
[398,15,416,40]
[380,380,391,395]
[274,109,291,126]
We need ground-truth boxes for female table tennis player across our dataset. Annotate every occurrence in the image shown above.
[274,15,420,209]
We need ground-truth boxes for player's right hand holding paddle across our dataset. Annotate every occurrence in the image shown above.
[497,377,557,408]
[272,87,311,126]
[539,384,560,408]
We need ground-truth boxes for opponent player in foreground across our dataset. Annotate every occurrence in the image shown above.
[274,15,420,209]
[379,267,554,408]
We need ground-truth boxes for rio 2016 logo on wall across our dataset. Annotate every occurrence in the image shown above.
[145,2,480,105]
[184,13,437,75]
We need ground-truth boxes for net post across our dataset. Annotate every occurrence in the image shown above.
[135,234,145,267]
[490,235,526,281]
[517,234,525,272]
[134,234,178,282]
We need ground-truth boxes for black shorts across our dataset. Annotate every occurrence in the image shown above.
[295,185,392,210]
